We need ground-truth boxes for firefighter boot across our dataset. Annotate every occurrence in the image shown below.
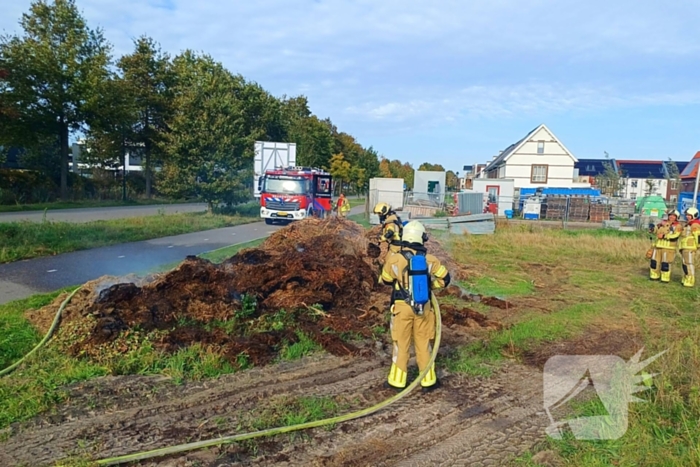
[386,363,407,390]
[650,259,660,280]
[420,363,439,393]
[660,262,671,283]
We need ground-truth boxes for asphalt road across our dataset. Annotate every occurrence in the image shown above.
[0,206,366,305]
[0,203,209,223]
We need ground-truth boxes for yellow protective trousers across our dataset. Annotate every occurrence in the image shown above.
[681,249,696,287]
[650,247,675,282]
[387,301,437,389]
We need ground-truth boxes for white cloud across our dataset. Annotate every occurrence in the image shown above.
[344,84,700,125]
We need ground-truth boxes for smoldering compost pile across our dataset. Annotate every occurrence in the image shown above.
[28,217,500,368]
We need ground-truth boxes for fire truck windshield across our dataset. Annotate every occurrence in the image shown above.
[263,177,309,195]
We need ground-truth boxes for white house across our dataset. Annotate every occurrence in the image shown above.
[480,124,591,190]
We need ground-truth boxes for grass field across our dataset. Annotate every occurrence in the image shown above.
[436,223,700,466]
[2,221,699,464]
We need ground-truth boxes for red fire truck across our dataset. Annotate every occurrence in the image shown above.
[258,167,334,224]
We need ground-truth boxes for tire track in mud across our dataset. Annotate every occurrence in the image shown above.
[0,354,547,467]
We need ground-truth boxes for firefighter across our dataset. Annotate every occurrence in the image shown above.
[373,202,404,254]
[379,220,451,393]
[679,207,700,287]
[650,209,681,282]
[336,193,351,218]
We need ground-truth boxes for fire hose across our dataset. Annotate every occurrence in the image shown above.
[1,288,443,466]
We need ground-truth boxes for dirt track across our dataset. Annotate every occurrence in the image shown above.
[0,347,548,467]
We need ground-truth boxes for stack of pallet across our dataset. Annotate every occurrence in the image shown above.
[568,196,591,222]
[589,203,611,222]
[544,196,567,220]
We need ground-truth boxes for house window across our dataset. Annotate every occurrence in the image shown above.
[631,180,638,188]
[531,165,548,183]
[670,195,678,203]
[630,194,636,200]
[671,180,678,190]
[537,141,545,154]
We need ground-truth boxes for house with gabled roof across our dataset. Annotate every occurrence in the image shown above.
[480,124,590,191]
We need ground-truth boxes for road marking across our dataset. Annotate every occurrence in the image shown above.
[118,255,125,258]
[47,269,57,273]
[204,239,209,241]
[167,245,174,248]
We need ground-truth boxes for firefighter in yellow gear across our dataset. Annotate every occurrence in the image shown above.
[679,207,700,287]
[373,202,404,254]
[379,220,450,393]
[650,209,681,282]
[336,193,351,217]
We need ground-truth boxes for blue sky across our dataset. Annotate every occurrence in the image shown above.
[2,0,700,174]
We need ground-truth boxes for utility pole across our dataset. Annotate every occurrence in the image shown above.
[121,130,127,202]
[693,161,700,209]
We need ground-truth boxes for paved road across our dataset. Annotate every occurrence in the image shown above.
[0,206,366,305]
[0,203,208,223]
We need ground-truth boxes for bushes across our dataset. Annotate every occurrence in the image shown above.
[0,169,57,205]
[0,169,154,205]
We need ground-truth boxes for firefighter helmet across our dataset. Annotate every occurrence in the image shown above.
[403,220,428,245]
[685,207,699,220]
[373,202,391,216]
[667,209,680,220]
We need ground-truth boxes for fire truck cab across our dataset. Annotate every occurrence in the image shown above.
[258,167,333,224]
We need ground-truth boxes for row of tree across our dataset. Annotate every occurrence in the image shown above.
[0,0,458,208]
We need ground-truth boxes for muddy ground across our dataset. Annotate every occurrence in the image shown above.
[0,217,639,466]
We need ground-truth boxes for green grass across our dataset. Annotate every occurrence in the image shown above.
[198,238,267,264]
[348,212,371,228]
[0,211,259,263]
[278,331,322,361]
[0,197,201,213]
[442,303,604,377]
[445,225,700,466]
[249,395,346,431]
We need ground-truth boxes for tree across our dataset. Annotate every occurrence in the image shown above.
[378,157,392,178]
[84,74,138,200]
[446,170,459,190]
[117,36,173,198]
[0,0,111,199]
[595,152,623,197]
[666,158,681,193]
[159,51,258,210]
[328,153,352,194]
[645,175,656,196]
[418,162,445,172]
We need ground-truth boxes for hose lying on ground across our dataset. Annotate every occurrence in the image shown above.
[0,286,82,377]
[95,293,444,466]
[0,286,443,466]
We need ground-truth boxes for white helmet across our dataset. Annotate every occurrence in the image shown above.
[403,220,427,244]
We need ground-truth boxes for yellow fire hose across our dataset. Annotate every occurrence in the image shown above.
[0,286,82,378]
[1,289,442,466]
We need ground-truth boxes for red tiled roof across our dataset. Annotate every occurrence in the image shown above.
[680,152,700,180]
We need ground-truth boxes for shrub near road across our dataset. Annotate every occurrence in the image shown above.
[0,210,258,263]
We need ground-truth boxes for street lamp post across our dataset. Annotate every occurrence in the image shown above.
[693,161,700,209]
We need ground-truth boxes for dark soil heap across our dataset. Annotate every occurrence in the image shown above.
[28,217,500,369]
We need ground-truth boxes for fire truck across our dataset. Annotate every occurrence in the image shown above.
[258,167,334,224]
